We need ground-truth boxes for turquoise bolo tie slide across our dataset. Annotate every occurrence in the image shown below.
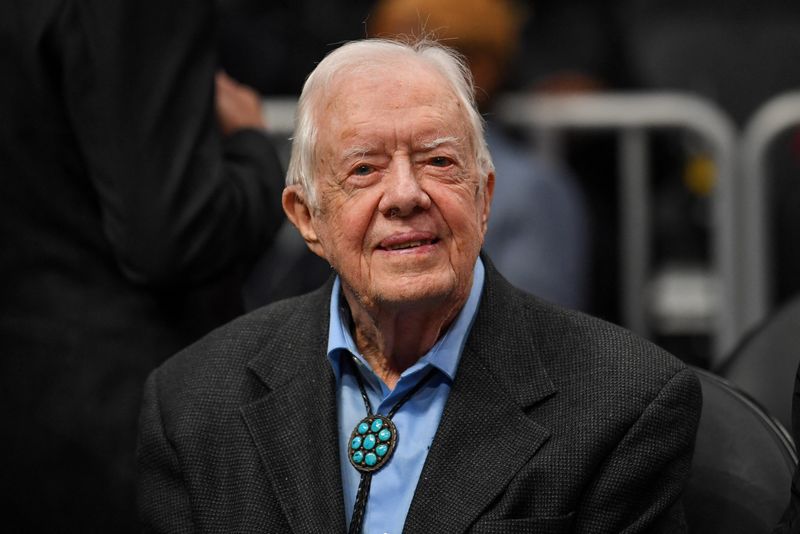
[348,415,397,472]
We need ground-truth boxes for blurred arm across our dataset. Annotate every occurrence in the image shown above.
[55,0,284,288]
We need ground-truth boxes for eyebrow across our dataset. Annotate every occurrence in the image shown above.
[340,145,377,162]
[338,136,462,162]
[419,136,462,151]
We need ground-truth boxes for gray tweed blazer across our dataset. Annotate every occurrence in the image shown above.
[137,259,701,533]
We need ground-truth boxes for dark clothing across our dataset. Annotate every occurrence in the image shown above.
[0,0,283,530]
[774,367,800,533]
[138,259,701,532]
[218,0,374,95]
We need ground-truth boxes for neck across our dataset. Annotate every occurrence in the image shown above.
[342,289,468,390]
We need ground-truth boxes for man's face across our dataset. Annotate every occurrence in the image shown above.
[287,59,493,312]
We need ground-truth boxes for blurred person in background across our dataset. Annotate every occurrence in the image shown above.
[0,0,284,530]
[369,0,591,310]
[514,0,629,324]
[218,0,374,96]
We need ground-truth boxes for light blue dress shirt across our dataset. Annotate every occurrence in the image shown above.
[327,258,485,534]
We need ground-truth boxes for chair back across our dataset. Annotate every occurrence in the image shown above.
[685,368,797,533]
[719,296,800,431]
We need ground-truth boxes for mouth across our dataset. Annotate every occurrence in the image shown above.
[377,233,439,252]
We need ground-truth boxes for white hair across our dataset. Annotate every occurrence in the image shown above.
[285,38,494,208]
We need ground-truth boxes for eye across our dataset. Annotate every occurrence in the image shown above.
[429,156,453,168]
[352,164,374,176]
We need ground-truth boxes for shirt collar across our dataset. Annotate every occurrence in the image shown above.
[326,257,485,385]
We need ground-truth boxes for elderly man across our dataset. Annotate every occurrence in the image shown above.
[137,39,701,533]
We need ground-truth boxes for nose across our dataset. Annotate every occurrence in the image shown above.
[378,158,431,218]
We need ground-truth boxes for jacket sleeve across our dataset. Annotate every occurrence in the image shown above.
[52,0,284,288]
[137,370,196,533]
[574,367,703,533]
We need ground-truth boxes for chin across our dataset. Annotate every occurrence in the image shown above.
[371,270,462,309]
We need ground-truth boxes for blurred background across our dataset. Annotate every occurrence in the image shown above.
[224,0,800,367]
[4,0,800,530]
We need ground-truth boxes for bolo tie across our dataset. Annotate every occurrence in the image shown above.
[346,358,435,534]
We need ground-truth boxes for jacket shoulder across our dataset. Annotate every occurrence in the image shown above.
[479,266,696,405]
[149,283,330,405]
[525,292,699,408]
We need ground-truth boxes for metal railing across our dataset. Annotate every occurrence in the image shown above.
[739,92,800,336]
[496,93,739,363]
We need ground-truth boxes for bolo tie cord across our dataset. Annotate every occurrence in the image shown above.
[347,359,435,534]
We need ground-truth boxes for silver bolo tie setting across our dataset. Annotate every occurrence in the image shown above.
[348,415,397,472]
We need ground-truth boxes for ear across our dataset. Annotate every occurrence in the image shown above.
[282,186,327,259]
[479,171,495,236]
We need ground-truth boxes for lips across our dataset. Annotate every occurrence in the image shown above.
[378,232,439,251]
[383,240,432,251]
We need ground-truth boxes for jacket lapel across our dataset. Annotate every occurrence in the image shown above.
[404,261,558,533]
[239,280,347,533]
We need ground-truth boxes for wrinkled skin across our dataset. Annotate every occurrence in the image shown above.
[283,57,494,385]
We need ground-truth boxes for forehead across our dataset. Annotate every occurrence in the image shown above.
[316,58,470,150]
